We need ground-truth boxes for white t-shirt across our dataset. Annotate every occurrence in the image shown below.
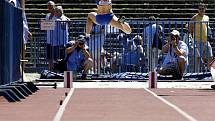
[163,41,189,65]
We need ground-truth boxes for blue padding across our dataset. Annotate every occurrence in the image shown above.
[0,1,22,85]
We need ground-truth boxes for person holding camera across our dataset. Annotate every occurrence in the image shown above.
[157,30,189,79]
[65,35,93,79]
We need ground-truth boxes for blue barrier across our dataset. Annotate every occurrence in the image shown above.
[0,1,22,85]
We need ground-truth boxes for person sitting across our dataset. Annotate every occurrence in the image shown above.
[85,0,132,37]
[143,16,164,71]
[157,30,189,79]
[65,35,93,79]
[121,35,144,72]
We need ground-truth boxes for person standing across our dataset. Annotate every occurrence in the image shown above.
[189,3,213,72]
[46,6,70,71]
[143,16,164,71]
[45,1,56,70]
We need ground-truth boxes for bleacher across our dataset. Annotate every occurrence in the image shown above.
[24,0,215,72]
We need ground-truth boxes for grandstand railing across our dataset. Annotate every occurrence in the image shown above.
[28,20,215,79]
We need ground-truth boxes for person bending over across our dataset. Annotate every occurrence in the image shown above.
[85,0,132,37]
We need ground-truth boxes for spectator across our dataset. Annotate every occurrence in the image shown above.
[45,1,56,70]
[66,35,93,79]
[182,24,201,72]
[47,6,70,71]
[121,35,144,72]
[143,16,164,71]
[88,24,106,74]
[46,1,55,20]
[85,0,132,37]
[158,30,189,79]
[189,3,213,72]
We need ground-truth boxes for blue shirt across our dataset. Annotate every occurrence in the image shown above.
[122,39,144,65]
[144,23,163,46]
[45,13,55,44]
[66,41,88,71]
[48,15,70,46]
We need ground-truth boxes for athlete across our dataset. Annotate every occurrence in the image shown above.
[85,0,132,37]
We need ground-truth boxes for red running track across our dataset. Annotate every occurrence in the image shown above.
[1,87,215,121]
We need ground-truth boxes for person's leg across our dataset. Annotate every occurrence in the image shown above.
[157,65,172,75]
[195,42,204,73]
[83,58,94,74]
[177,56,186,75]
[86,12,97,35]
[109,15,132,34]
[206,42,214,69]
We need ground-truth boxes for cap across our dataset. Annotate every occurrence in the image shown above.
[170,30,180,37]
[77,35,86,43]
[47,1,55,5]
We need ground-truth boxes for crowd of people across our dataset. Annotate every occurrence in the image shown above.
[11,0,214,80]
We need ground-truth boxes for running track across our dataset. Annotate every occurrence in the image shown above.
[1,87,215,121]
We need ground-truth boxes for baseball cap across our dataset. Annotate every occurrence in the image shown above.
[170,30,180,37]
[77,35,86,43]
[47,1,55,5]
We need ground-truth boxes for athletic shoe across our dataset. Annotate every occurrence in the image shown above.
[119,16,126,23]
[81,73,87,80]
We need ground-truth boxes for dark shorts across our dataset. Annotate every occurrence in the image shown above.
[46,44,65,60]
[158,61,182,79]
[96,13,113,25]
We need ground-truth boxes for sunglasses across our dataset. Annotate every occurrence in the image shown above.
[198,7,205,10]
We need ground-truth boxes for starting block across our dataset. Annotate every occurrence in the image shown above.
[64,71,74,88]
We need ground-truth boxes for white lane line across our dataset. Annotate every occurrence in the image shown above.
[144,88,198,121]
[53,88,75,121]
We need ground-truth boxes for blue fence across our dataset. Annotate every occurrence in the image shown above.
[29,19,215,79]
[0,1,23,85]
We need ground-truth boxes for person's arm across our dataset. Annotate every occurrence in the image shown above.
[161,40,170,53]
[79,45,91,59]
[65,42,78,54]
[172,44,185,56]
[189,16,195,38]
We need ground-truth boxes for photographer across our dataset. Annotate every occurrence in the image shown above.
[158,30,189,79]
[65,35,93,79]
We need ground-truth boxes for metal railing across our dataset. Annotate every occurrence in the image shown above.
[27,19,214,79]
